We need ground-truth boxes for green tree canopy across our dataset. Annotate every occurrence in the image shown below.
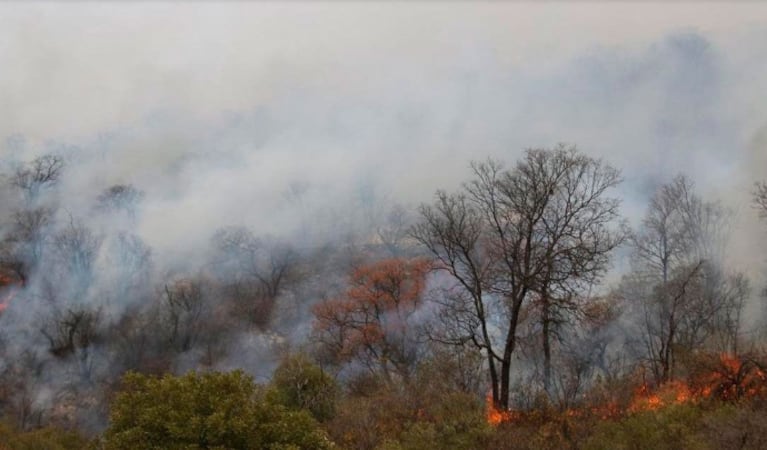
[268,353,338,422]
[104,370,334,450]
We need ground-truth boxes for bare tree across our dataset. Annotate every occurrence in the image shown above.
[160,278,207,353]
[211,227,297,330]
[543,295,623,408]
[95,184,144,219]
[10,154,64,203]
[412,145,624,409]
[107,305,170,375]
[51,218,102,296]
[106,232,152,303]
[157,276,230,367]
[40,306,103,383]
[0,207,55,283]
[755,181,767,218]
[375,204,412,257]
[627,175,748,384]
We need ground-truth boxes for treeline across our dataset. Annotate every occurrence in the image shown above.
[1,144,767,449]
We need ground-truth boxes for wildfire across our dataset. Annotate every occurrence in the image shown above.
[628,354,767,412]
[485,393,515,426]
[628,380,694,412]
[484,353,767,426]
[698,353,767,401]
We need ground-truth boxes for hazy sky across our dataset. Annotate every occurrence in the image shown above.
[1,2,766,269]
[2,3,766,139]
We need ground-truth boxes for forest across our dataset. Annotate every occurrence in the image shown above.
[2,3,767,448]
[1,144,767,449]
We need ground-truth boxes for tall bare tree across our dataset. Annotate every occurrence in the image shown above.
[412,145,624,409]
[627,175,748,384]
[51,218,102,297]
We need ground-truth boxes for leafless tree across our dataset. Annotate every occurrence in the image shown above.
[543,295,623,408]
[51,218,102,295]
[0,207,55,283]
[107,305,170,375]
[156,276,230,367]
[375,204,412,257]
[160,278,207,353]
[412,145,624,409]
[755,181,767,218]
[627,175,748,384]
[211,227,297,330]
[40,306,103,383]
[106,232,152,303]
[10,154,64,203]
[95,184,144,219]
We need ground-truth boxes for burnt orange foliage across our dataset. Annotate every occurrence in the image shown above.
[312,258,431,377]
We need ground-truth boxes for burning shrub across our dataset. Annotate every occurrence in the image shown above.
[688,353,767,402]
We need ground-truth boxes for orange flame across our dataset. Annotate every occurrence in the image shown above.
[482,353,767,426]
[628,380,694,412]
[628,354,767,412]
[485,392,514,426]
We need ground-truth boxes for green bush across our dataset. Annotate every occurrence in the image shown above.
[0,422,94,450]
[583,404,707,450]
[268,353,338,422]
[104,370,334,450]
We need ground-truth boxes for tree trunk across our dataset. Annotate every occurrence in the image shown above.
[500,299,524,409]
[542,294,552,397]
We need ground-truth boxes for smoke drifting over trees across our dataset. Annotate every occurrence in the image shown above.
[1,2,767,448]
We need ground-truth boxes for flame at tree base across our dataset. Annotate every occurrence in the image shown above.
[485,353,767,427]
[485,393,517,426]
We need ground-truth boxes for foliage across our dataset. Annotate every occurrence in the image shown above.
[583,404,708,450]
[104,370,334,450]
[326,362,490,450]
[313,257,431,380]
[268,353,338,422]
[0,421,94,450]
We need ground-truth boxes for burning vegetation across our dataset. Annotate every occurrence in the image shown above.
[1,145,767,450]
[485,352,767,428]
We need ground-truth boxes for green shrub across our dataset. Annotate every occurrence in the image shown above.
[0,422,94,450]
[268,353,338,422]
[104,370,334,450]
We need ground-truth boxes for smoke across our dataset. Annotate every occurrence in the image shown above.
[1,1,767,430]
